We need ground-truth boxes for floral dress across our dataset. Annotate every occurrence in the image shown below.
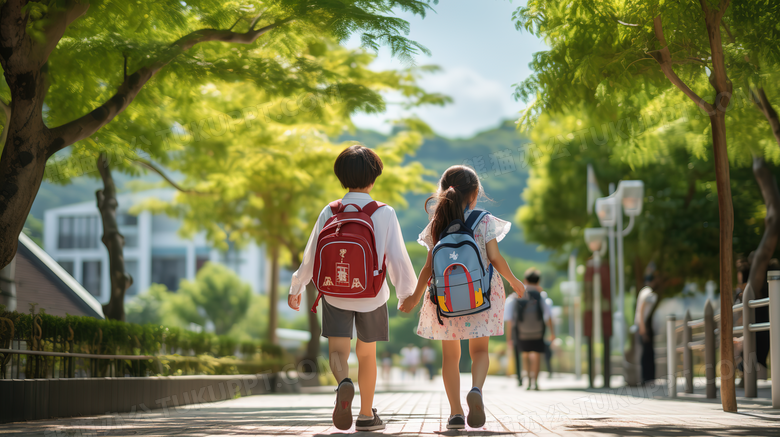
[416,210,511,340]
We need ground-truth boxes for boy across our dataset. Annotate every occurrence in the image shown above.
[288,145,416,431]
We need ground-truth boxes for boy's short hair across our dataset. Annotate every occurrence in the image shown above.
[334,145,383,189]
[524,267,541,284]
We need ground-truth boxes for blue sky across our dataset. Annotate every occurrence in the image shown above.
[348,0,546,138]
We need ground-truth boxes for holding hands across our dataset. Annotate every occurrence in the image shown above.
[399,292,422,313]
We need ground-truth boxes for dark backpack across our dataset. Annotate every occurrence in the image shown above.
[513,290,545,341]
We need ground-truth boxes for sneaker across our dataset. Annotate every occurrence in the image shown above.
[466,387,486,428]
[333,378,355,430]
[355,408,385,431]
[447,414,466,430]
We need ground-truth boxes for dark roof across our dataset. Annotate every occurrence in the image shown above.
[15,233,104,319]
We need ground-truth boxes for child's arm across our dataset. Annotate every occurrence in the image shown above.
[288,207,328,311]
[399,250,432,313]
[486,239,526,297]
[385,210,418,306]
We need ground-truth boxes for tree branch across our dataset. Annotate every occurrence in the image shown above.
[132,159,210,195]
[751,88,780,147]
[649,15,714,114]
[36,0,90,63]
[47,17,293,155]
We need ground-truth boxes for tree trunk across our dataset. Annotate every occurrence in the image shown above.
[267,245,280,344]
[96,154,132,321]
[746,157,780,300]
[703,1,737,408]
[0,255,17,312]
[0,96,50,270]
[710,110,737,412]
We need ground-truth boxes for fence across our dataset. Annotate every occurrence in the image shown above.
[666,270,779,408]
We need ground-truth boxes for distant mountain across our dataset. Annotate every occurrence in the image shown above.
[29,120,546,261]
[340,120,546,261]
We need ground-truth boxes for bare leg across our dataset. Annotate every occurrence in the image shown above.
[529,352,541,388]
[522,352,530,385]
[355,339,377,417]
[329,337,351,383]
[469,337,490,390]
[441,340,464,416]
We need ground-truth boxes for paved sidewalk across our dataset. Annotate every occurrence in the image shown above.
[2,374,778,436]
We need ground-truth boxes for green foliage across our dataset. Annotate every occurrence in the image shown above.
[127,262,258,336]
[516,107,768,293]
[170,263,253,336]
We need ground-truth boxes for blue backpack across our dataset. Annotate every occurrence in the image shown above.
[429,209,493,324]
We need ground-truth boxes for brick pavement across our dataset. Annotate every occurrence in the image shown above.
[1,374,778,436]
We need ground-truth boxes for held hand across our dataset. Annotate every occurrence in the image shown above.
[510,278,526,298]
[399,294,421,313]
[288,294,301,311]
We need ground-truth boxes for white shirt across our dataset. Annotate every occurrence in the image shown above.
[289,192,416,312]
[635,286,657,328]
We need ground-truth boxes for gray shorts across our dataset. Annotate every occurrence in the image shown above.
[321,297,389,342]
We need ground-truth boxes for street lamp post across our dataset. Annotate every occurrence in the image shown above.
[585,227,607,387]
[595,181,644,361]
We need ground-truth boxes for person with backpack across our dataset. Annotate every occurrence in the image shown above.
[288,145,417,432]
[399,165,526,430]
[512,268,554,391]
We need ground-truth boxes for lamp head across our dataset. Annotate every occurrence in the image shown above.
[584,227,607,253]
[595,196,617,227]
[618,180,644,216]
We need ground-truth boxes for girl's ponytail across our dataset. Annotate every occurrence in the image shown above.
[425,166,481,244]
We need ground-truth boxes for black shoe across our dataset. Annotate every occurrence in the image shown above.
[355,408,385,431]
[333,378,354,430]
[447,414,466,430]
[466,388,486,428]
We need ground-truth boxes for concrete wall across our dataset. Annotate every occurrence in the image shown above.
[0,373,299,424]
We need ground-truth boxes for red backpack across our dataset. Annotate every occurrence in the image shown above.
[310,199,386,313]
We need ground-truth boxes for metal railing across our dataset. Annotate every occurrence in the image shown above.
[666,270,779,408]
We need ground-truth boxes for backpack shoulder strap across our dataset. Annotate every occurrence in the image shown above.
[362,201,386,217]
[329,200,343,215]
[464,209,489,231]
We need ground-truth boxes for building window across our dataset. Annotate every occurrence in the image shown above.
[119,213,138,226]
[82,260,102,297]
[151,256,186,291]
[123,233,138,248]
[125,260,140,297]
[57,260,75,277]
[58,216,99,249]
[152,215,180,233]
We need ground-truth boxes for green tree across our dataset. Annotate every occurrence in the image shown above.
[168,263,253,336]
[0,0,441,270]
[130,40,443,345]
[126,284,170,326]
[513,0,765,410]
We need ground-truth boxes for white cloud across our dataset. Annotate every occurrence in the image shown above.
[352,66,523,138]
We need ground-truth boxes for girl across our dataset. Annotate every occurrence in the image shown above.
[400,165,526,429]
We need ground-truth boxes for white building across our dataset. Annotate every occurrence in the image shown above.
[43,189,278,304]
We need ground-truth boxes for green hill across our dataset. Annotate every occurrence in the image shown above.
[341,120,545,261]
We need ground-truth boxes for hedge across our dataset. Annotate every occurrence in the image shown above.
[0,306,284,379]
